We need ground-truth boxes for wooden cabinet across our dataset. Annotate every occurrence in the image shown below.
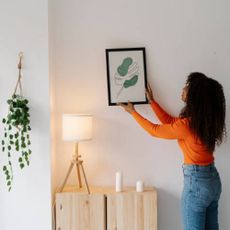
[56,193,105,230]
[107,190,157,230]
[56,187,157,230]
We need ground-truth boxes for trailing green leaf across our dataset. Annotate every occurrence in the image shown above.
[1,94,32,191]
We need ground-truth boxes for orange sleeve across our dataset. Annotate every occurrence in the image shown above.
[131,110,189,140]
[151,100,179,124]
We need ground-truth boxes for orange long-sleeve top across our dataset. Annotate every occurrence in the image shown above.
[131,100,214,165]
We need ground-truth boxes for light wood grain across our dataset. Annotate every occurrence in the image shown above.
[56,193,105,230]
[56,187,157,230]
[62,185,156,194]
[107,191,157,230]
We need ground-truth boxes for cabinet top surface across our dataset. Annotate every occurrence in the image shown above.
[57,186,157,195]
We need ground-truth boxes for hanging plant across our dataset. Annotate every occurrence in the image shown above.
[1,53,32,191]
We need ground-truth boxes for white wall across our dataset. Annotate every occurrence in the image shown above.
[51,0,230,229]
[0,1,52,230]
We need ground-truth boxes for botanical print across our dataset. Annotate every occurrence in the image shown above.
[114,57,139,98]
[106,47,147,105]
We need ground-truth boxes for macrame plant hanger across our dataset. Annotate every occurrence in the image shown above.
[13,52,23,97]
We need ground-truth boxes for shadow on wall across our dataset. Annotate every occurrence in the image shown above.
[157,188,182,230]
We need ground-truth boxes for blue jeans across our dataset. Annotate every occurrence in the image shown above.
[182,164,222,230]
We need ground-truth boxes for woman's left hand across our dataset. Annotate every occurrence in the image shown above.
[146,83,154,103]
[118,102,135,114]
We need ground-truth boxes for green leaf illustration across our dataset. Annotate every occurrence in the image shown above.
[117,57,133,76]
[123,75,138,88]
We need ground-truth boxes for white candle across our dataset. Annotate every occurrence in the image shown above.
[115,171,123,192]
[136,180,144,192]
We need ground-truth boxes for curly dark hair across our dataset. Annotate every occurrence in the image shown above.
[180,72,226,152]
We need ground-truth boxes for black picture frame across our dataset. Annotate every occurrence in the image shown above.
[106,47,147,106]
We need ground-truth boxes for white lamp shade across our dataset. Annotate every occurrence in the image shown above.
[62,114,93,141]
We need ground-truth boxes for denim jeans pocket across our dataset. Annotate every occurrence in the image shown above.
[195,176,221,205]
[196,178,213,202]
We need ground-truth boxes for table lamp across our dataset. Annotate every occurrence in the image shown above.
[59,114,93,194]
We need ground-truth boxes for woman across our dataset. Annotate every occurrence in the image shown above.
[119,72,226,230]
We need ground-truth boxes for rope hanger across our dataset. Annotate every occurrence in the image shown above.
[13,52,24,96]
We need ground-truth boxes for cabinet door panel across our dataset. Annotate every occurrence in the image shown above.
[56,193,105,230]
[107,192,157,230]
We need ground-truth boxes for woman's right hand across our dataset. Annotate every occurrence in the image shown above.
[146,83,154,103]
[118,102,135,114]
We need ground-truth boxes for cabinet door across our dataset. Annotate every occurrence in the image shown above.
[107,192,157,230]
[56,193,106,230]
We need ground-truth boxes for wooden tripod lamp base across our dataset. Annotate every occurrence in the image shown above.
[59,142,90,194]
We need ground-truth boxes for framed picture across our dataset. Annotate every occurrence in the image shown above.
[106,47,147,106]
